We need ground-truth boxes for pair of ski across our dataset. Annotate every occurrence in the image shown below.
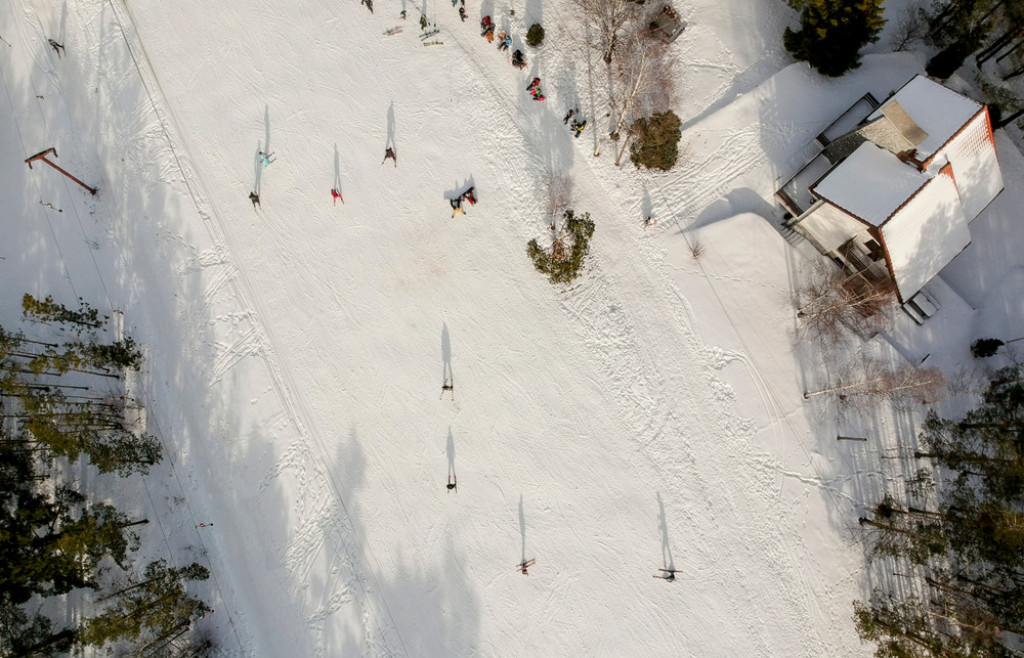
[423,40,444,46]
[654,568,678,580]
[420,27,440,39]
[383,26,403,36]
[517,558,535,573]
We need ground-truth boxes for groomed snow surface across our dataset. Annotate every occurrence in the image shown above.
[3,0,1024,655]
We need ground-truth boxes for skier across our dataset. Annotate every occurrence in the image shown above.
[401,9,407,19]
[249,191,260,208]
[258,151,272,167]
[447,474,457,492]
[481,16,495,41]
[462,186,477,205]
[459,6,467,21]
[383,147,397,166]
[563,108,575,124]
[643,215,658,230]
[518,558,535,575]
[420,14,429,29]
[48,38,65,57]
[657,568,678,581]
[450,196,465,217]
[331,188,344,205]
[361,0,374,12]
[526,77,540,91]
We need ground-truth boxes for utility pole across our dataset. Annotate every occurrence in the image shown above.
[25,148,97,195]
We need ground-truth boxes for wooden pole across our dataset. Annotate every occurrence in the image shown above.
[25,148,97,195]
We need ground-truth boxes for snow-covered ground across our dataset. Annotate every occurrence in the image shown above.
[3,0,1024,654]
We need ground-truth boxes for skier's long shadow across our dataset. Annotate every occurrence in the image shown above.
[333,143,343,195]
[386,101,396,150]
[264,104,272,157]
[441,322,453,386]
[658,492,675,571]
[446,427,456,487]
[253,142,263,195]
[641,183,653,222]
[519,494,527,564]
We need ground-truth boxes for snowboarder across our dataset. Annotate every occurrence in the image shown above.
[383,147,397,166]
[447,474,457,492]
[462,186,476,205]
[571,119,586,138]
[563,108,575,124]
[518,558,535,575]
[249,191,260,208]
[459,6,467,21]
[450,196,465,217]
[48,38,65,57]
[331,188,344,205]
[511,49,525,69]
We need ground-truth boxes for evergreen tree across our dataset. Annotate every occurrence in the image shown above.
[82,560,211,649]
[0,594,78,657]
[784,0,886,77]
[856,365,1024,656]
[629,111,682,171]
[527,210,596,284]
[21,294,106,332]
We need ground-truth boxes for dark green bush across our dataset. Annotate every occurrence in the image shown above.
[970,338,1004,358]
[527,210,595,284]
[926,43,971,79]
[526,23,545,47]
[629,111,682,171]
[783,0,884,78]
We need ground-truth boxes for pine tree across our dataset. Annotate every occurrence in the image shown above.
[629,111,682,171]
[82,560,211,649]
[784,0,886,77]
[527,210,596,284]
[0,594,78,657]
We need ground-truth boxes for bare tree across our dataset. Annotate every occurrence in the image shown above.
[544,172,574,230]
[572,0,637,64]
[804,358,945,407]
[890,3,929,51]
[594,29,674,159]
[796,260,899,346]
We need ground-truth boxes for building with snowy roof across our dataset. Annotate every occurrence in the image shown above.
[777,75,1003,306]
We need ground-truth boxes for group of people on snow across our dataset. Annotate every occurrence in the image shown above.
[449,186,477,217]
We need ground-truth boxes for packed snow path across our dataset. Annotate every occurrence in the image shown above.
[0,0,923,654]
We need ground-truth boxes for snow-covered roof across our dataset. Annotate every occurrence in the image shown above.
[812,142,930,227]
[867,75,981,158]
[881,169,970,301]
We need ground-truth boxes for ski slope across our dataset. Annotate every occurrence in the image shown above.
[4,0,1024,654]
